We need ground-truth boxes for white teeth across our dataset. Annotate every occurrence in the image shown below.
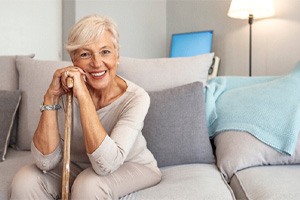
[91,71,106,77]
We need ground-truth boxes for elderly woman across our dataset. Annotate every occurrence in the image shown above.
[10,15,161,199]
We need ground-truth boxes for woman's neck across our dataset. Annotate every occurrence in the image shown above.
[88,76,127,110]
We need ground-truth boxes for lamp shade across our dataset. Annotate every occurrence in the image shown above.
[228,0,275,19]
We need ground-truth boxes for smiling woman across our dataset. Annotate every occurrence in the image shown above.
[70,32,120,98]
[10,14,162,200]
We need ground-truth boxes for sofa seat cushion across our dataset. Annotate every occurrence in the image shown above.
[122,164,235,200]
[230,165,300,200]
[215,131,300,182]
[0,148,34,200]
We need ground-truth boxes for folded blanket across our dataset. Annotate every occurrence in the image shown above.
[206,61,300,155]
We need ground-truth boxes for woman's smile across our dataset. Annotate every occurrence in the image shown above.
[89,70,107,79]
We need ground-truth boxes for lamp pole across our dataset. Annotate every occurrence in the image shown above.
[248,14,253,77]
[228,0,275,76]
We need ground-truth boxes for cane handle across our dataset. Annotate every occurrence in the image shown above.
[67,77,74,88]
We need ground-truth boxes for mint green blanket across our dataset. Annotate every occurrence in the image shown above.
[206,61,300,155]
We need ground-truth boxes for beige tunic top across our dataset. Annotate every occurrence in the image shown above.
[31,78,160,176]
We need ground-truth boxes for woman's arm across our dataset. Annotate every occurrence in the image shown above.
[86,92,150,175]
[77,91,108,154]
[33,92,61,155]
[32,67,83,170]
[31,84,64,171]
[33,66,71,154]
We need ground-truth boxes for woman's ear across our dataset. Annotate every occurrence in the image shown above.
[117,54,120,65]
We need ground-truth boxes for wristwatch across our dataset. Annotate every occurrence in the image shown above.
[40,102,62,112]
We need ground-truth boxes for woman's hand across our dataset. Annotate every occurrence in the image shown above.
[45,66,87,102]
[60,66,88,98]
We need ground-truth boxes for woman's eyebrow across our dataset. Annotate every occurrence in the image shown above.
[80,45,112,51]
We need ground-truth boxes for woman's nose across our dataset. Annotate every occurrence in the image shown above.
[90,53,103,67]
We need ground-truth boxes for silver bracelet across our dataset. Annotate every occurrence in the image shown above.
[40,102,62,112]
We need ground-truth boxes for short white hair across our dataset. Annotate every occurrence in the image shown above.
[65,14,120,58]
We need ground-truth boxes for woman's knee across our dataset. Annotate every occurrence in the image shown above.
[10,164,60,200]
[10,165,41,196]
[71,168,113,199]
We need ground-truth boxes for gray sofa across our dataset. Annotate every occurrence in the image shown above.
[0,54,299,200]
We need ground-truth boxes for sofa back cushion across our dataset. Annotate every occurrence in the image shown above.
[143,82,215,167]
[0,55,34,147]
[16,57,71,150]
[15,54,215,164]
[0,55,35,91]
[118,53,214,91]
[0,56,19,91]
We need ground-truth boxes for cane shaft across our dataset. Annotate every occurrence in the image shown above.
[62,77,73,200]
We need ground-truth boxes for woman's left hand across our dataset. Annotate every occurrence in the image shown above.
[62,66,88,98]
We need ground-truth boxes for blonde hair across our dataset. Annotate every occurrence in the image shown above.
[65,14,120,58]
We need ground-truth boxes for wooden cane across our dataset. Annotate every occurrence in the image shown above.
[62,77,73,200]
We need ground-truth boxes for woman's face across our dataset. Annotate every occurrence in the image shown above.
[73,30,119,91]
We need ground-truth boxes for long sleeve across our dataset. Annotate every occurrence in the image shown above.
[87,85,150,175]
[31,141,63,172]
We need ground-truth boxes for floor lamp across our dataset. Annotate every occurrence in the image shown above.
[227,0,275,76]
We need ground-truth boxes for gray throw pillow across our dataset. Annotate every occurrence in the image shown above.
[0,90,21,161]
[143,82,215,167]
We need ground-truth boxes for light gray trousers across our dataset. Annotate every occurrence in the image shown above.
[10,162,161,200]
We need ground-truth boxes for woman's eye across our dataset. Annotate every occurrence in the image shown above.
[80,52,91,59]
[102,50,111,55]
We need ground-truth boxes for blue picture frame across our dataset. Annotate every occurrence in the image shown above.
[169,30,213,58]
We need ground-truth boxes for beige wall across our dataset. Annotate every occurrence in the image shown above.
[167,0,300,76]
[62,0,167,60]
[65,0,300,76]
[1,0,299,76]
[0,0,62,60]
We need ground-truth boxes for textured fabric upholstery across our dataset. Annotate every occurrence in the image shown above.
[122,164,235,200]
[215,131,300,181]
[118,53,214,91]
[230,165,300,200]
[0,91,21,161]
[143,82,215,167]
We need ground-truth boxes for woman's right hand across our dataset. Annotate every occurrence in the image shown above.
[45,66,87,103]
[43,68,68,104]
